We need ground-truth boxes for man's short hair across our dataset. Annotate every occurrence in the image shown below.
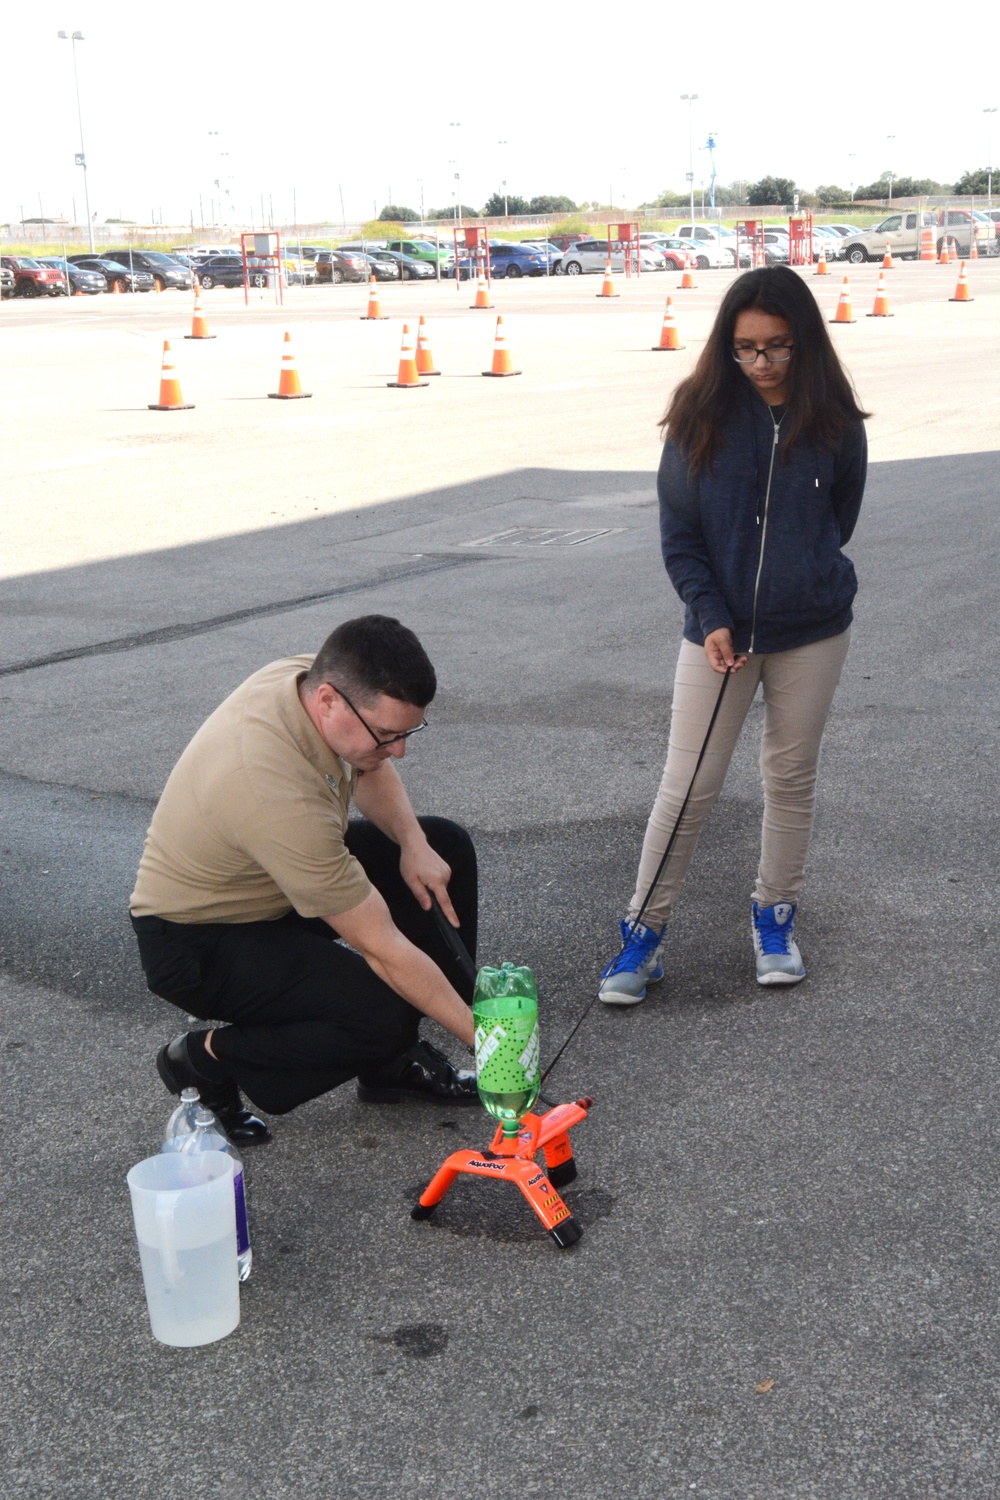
[304,616,437,708]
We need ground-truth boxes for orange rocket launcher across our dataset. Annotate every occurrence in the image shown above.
[410,951,592,1249]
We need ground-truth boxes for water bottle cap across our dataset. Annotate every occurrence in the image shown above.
[180,1087,200,1102]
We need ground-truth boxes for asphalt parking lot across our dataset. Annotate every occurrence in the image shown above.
[2,261,999,1499]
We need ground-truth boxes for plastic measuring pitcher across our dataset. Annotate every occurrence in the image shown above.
[473,962,541,1135]
[126,1150,240,1347]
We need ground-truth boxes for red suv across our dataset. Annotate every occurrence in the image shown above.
[1,256,67,296]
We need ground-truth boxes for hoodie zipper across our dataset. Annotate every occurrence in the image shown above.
[749,410,782,654]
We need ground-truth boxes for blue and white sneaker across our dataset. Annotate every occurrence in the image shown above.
[752,902,806,986]
[598,918,667,1006]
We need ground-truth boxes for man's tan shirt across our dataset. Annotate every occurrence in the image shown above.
[130,657,373,923]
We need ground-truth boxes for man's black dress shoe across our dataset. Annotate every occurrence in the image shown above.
[357,1039,479,1104]
[156,1034,273,1145]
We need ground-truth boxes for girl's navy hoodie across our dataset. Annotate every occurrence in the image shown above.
[659,389,867,656]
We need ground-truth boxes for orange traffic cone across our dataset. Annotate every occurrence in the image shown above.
[111,278,122,294]
[866,270,893,317]
[268,331,312,399]
[387,323,429,388]
[882,242,893,270]
[415,315,440,375]
[470,268,493,309]
[949,237,958,262]
[970,230,979,260]
[815,245,829,275]
[829,276,856,324]
[678,253,696,289]
[949,262,973,302]
[652,296,685,351]
[361,276,387,320]
[597,260,619,298]
[185,284,215,340]
[482,315,521,377]
[148,340,194,411]
[920,227,935,261]
[938,239,950,265]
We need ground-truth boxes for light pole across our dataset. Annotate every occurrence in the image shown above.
[681,93,698,223]
[886,135,895,203]
[449,122,461,226]
[497,140,508,215]
[985,108,997,210]
[58,29,94,252]
[848,152,856,202]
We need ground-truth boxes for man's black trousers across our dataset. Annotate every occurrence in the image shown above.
[131,817,477,1114]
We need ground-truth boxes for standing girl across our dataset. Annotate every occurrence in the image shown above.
[599,265,869,1003]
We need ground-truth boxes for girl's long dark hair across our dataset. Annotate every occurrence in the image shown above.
[660,265,870,471]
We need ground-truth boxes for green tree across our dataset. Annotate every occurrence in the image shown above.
[378,204,419,222]
[651,188,689,208]
[815,183,849,206]
[427,203,479,220]
[748,176,796,205]
[952,167,990,195]
[528,194,577,214]
[854,172,950,199]
[482,191,529,216]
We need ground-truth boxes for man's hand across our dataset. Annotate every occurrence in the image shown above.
[704,628,749,674]
[399,836,459,927]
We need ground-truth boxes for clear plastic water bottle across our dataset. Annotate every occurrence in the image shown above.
[161,1092,252,1282]
[162,1087,207,1148]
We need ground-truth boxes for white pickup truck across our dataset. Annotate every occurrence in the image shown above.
[842,210,997,263]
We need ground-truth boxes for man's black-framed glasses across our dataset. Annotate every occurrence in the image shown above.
[732,344,795,365]
[331,684,428,748]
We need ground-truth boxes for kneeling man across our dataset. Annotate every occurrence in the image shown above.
[130,615,478,1144]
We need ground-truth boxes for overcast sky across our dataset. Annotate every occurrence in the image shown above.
[6,7,996,228]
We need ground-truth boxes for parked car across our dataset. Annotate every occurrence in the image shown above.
[810,227,846,260]
[382,238,453,272]
[934,208,997,257]
[970,210,999,246]
[761,230,790,264]
[672,225,737,264]
[67,255,155,292]
[645,237,688,270]
[350,251,399,281]
[103,250,193,290]
[655,235,730,270]
[481,241,549,278]
[648,236,701,270]
[559,241,627,276]
[362,248,434,280]
[1,255,67,296]
[194,256,248,289]
[520,239,565,272]
[0,263,16,298]
[824,224,862,238]
[315,250,368,284]
[36,257,106,294]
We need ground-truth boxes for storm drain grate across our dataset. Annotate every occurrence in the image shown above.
[460,526,625,548]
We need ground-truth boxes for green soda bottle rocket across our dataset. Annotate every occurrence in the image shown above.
[472,962,541,1137]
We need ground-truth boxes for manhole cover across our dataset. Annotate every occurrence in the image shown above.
[460,526,625,548]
